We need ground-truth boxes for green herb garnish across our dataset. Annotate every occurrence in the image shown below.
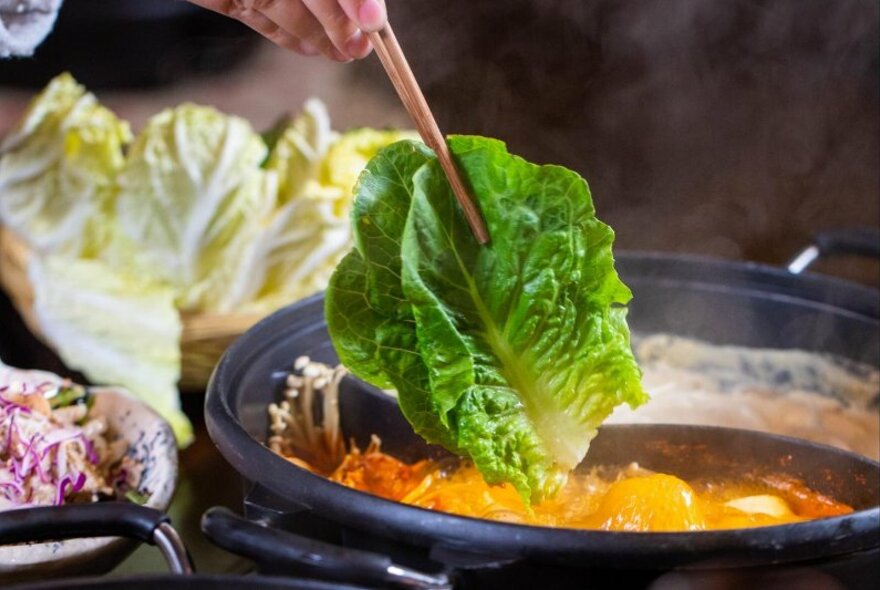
[124,490,150,505]
[49,384,91,409]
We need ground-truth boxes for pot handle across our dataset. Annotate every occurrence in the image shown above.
[201,507,451,589]
[0,503,193,575]
[787,228,880,274]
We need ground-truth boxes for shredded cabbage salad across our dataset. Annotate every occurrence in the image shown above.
[0,378,134,510]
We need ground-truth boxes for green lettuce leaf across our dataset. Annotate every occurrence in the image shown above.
[0,72,131,257]
[28,255,192,444]
[326,136,646,503]
[326,140,461,450]
[113,103,270,312]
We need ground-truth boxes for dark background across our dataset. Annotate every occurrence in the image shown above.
[383,0,879,284]
[1,0,877,286]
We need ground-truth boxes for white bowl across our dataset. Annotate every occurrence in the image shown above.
[0,367,178,584]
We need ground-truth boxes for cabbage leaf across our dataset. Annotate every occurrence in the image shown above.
[221,100,341,310]
[326,136,646,503]
[0,73,131,257]
[231,123,417,312]
[267,98,337,206]
[28,255,191,444]
[113,103,270,311]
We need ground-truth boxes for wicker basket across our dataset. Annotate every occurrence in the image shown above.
[0,227,266,390]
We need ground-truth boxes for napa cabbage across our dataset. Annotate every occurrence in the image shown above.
[0,73,131,257]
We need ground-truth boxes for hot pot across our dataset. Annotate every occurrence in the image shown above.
[205,234,880,589]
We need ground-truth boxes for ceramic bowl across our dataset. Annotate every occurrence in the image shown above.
[0,365,178,584]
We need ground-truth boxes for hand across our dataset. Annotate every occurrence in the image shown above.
[187,0,386,62]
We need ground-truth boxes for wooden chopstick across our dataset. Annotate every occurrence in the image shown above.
[368,23,490,245]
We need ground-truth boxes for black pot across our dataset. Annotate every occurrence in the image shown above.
[204,236,880,589]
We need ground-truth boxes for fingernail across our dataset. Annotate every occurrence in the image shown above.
[358,0,386,31]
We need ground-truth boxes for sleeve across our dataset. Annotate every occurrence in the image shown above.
[0,0,64,58]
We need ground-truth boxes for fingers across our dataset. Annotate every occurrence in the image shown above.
[302,0,370,60]
[338,0,387,32]
[186,0,320,57]
[186,0,388,61]
[254,0,350,61]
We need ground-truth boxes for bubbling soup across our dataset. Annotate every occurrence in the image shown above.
[267,358,855,532]
[279,436,851,532]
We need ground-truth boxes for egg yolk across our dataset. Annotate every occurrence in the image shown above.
[582,474,706,531]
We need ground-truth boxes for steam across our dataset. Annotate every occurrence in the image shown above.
[392,0,878,268]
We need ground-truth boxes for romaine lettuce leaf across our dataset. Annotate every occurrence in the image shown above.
[0,72,131,257]
[326,140,462,451]
[326,136,646,503]
[28,255,192,444]
[113,103,270,312]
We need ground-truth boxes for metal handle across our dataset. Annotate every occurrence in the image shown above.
[787,228,880,274]
[0,503,193,575]
[201,507,451,589]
